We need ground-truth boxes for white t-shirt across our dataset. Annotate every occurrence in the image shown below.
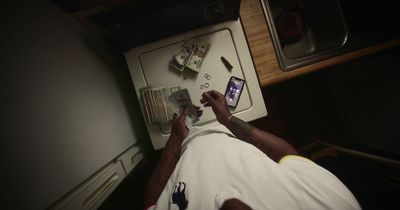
[153,127,361,210]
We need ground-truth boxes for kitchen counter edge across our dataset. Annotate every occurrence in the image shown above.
[240,0,400,87]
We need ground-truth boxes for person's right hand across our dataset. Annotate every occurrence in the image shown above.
[170,107,189,142]
[200,90,232,125]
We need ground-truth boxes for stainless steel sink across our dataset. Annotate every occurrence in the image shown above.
[261,0,348,70]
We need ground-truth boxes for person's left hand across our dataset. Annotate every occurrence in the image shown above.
[170,106,203,142]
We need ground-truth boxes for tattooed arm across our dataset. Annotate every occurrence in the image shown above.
[225,116,298,162]
[144,107,203,208]
[200,90,298,162]
[144,111,187,208]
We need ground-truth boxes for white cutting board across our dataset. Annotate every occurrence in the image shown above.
[138,29,251,127]
[125,20,267,149]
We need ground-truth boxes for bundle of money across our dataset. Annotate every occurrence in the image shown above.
[140,86,181,125]
[170,38,210,73]
[186,40,210,72]
[169,89,200,125]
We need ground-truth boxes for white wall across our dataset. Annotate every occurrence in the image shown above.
[0,1,147,209]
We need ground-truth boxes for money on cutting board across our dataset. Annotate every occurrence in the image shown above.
[169,89,199,125]
[170,38,210,73]
[186,40,210,72]
[140,86,181,125]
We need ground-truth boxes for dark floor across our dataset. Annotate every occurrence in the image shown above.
[251,70,344,149]
[100,47,400,210]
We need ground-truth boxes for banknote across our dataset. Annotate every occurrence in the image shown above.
[169,89,199,125]
[186,40,210,72]
[169,38,210,73]
[140,87,153,125]
[169,59,185,72]
[139,86,181,125]
[175,38,198,66]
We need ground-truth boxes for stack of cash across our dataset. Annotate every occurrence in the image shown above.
[140,86,181,125]
[140,87,200,126]
[170,38,210,73]
[169,89,200,125]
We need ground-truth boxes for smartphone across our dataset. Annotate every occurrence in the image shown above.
[225,76,245,108]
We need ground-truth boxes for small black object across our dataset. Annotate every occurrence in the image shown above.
[172,182,188,210]
[221,56,233,71]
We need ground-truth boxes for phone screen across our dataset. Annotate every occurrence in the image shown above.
[225,76,245,108]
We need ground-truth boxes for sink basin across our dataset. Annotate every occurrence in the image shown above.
[261,0,348,70]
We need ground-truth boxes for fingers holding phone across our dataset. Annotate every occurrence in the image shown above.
[201,90,231,125]
[200,77,245,125]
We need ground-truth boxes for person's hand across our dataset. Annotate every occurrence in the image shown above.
[200,90,232,125]
[170,106,203,142]
[193,105,204,118]
[170,108,189,142]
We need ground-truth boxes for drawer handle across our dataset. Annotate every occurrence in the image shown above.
[83,173,119,209]
[130,152,143,166]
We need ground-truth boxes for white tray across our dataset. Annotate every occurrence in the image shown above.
[125,20,267,149]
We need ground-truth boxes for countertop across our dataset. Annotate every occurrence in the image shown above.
[240,0,400,87]
[71,0,400,87]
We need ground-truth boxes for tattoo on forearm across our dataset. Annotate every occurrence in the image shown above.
[226,116,255,143]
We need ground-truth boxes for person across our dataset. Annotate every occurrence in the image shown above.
[144,90,361,210]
